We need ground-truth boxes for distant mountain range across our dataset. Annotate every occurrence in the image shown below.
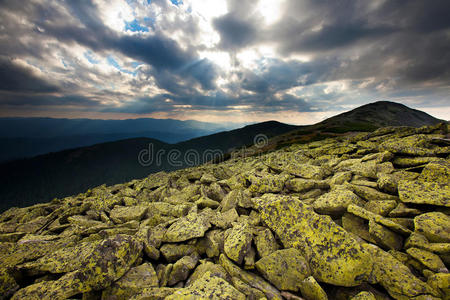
[0,117,242,162]
[0,101,445,211]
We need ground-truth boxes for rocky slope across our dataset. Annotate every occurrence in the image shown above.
[0,123,449,300]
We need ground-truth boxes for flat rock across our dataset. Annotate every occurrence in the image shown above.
[414,212,450,243]
[162,212,211,242]
[398,180,449,207]
[313,189,363,216]
[109,205,148,224]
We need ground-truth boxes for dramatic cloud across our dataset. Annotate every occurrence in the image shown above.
[0,0,448,123]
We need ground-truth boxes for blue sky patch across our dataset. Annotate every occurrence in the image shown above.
[124,19,149,32]
[84,51,100,64]
[170,0,182,6]
[107,55,137,76]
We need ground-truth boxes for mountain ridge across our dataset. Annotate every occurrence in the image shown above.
[0,101,444,212]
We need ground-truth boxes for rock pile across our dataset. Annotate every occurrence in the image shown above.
[0,123,449,299]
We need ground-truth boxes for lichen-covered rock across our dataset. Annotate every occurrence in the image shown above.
[231,276,266,299]
[109,205,148,224]
[350,291,376,300]
[363,243,438,299]
[300,276,328,300]
[364,200,397,217]
[256,194,373,287]
[427,273,450,299]
[160,243,197,262]
[388,203,422,217]
[398,180,449,207]
[414,212,450,243]
[219,254,282,299]
[224,222,253,265]
[285,178,328,193]
[255,248,310,291]
[0,268,19,299]
[248,173,289,194]
[349,184,399,202]
[313,188,363,216]
[254,228,279,258]
[348,204,411,236]
[368,220,403,251]
[406,247,448,273]
[101,263,159,299]
[162,212,211,242]
[11,235,142,299]
[166,271,246,299]
[185,261,229,286]
[168,254,199,286]
[419,160,450,182]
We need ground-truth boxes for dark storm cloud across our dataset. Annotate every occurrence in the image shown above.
[0,0,448,117]
[0,92,98,107]
[0,57,59,93]
[213,14,259,50]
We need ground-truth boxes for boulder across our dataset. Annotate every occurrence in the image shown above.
[398,180,449,207]
[109,206,148,224]
[299,276,328,300]
[11,235,142,299]
[162,212,211,242]
[406,247,448,273]
[313,189,363,216]
[219,254,282,299]
[224,222,253,265]
[168,254,199,286]
[255,248,310,291]
[414,212,450,243]
[254,228,279,258]
[166,271,246,299]
[256,194,373,287]
[101,263,159,299]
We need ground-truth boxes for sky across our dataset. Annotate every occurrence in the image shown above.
[0,0,449,125]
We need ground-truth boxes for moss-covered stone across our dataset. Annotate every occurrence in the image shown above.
[257,194,373,287]
[255,248,310,292]
[224,222,252,265]
[419,159,450,183]
[414,212,450,243]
